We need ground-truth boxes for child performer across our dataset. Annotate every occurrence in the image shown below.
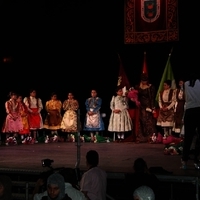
[83,89,105,142]
[17,95,30,143]
[60,92,79,142]
[23,89,43,143]
[108,87,132,142]
[44,92,62,143]
[2,92,23,145]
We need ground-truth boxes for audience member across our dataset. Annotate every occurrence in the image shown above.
[125,158,159,199]
[133,185,155,200]
[80,150,107,200]
[33,173,72,200]
[0,175,13,200]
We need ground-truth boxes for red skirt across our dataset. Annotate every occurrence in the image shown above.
[28,108,41,129]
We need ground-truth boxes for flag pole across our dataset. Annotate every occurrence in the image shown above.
[169,47,173,56]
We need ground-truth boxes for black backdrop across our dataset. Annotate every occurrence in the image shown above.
[0,0,198,129]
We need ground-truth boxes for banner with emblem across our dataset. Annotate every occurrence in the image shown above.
[124,0,179,44]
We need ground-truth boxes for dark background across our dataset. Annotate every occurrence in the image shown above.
[0,0,198,128]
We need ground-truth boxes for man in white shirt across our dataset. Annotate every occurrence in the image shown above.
[80,150,107,200]
[181,72,200,170]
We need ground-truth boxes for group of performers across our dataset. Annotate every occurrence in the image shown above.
[1,73,185,146]
[1,89,106,145]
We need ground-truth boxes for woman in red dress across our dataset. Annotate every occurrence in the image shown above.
[17,95,30,143]
[23,89,43,143]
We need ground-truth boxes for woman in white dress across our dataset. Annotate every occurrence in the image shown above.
[60,92,79,142]
[108,87,132,142]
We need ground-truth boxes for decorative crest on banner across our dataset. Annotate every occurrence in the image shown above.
[141,0,160,23]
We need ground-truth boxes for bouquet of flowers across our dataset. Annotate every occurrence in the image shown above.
[127,87,140,107]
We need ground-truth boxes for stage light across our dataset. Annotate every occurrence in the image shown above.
[41,159,54,168]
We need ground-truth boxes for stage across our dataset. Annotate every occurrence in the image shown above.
[0,141,199,200]
[0,141,199,175]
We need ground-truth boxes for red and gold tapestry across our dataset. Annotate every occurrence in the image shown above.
[124,0,179,44]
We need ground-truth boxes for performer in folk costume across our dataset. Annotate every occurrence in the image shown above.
[135,73,157,143]
[2,92,23,145]
[108,87,132,142]
[157,80,176,137]
[17,95,30,143]
[60,92,79,142]
[23,89,43,143]
[173,79,185,137]
[43,92,62,143]
[83,89,105,142]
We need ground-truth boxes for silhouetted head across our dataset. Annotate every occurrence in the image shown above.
[86,150,99,168]
[141,73,148,82]
[133,158,148,173]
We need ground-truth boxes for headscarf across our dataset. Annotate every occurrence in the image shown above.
[133,185,155,200]
[47,173,65,200]
[0,175,13,200]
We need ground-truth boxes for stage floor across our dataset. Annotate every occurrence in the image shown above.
[0,141,200,178]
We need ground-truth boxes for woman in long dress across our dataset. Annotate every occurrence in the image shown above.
[60,92,79,142]
[157,80,176,137]
[43,92,62,143]
[108,87,132,142]
[17,95,30,143]
[2,91,23,145]
[136,73,157,143]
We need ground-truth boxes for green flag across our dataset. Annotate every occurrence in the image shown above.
[155,53,176,103]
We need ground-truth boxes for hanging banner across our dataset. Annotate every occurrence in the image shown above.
[124,0,179,44]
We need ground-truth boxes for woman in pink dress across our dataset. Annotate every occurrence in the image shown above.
[2,92,23,145]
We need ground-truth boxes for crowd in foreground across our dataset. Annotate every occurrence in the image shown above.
[0,150,158,200]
